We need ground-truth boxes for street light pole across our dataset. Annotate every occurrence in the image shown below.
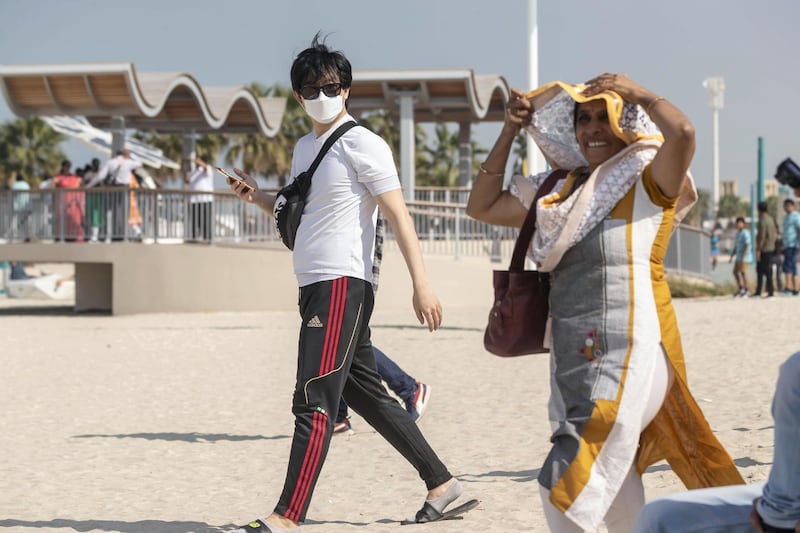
[703,76,725,219]
[527,0,545,176]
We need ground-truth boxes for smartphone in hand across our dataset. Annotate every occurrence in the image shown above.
[216,167,254,193]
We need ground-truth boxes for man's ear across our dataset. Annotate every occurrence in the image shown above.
[293,91,303,106]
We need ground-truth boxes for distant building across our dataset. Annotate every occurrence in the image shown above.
[721,179,738,197]
[765,179,779,198]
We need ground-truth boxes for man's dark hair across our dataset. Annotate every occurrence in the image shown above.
[758,201,768,213]
[196,153,208,164]
[784,198,795,207]
[61,159,71,169]
[290,32,352,92]
[736,216,746,224]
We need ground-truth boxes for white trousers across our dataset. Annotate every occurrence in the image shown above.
[540,348,672,532]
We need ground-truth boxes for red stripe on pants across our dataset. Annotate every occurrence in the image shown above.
[286,409,326,521]
[319,277,347,374]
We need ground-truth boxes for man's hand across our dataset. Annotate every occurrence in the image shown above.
[229,168,259,203]
[412,283,442,332]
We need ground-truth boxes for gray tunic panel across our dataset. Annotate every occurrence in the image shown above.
[538,217,633,490]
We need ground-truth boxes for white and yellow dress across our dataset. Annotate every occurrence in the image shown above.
[511,82,743,531]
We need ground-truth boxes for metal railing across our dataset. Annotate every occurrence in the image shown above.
[0,188,277,244]
[0,188,710,279]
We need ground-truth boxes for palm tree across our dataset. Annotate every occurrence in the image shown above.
[132,131,228,185]
[415,123,487,187]
[418,124,460,187]
[359,109,428,178]
[512,132,527,175]
[0,117,66,188]
[717,193,749,219]
[225,83,309,187]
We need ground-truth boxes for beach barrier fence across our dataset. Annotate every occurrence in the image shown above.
[0,188,710,279]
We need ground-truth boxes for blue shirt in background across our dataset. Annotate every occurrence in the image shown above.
[735,228,753,263]
[782,210,800,248]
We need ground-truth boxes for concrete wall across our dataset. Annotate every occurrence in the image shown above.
[0,243,497,315]
[0,243,297,314]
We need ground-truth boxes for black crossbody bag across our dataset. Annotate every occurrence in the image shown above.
[274,120,358,250]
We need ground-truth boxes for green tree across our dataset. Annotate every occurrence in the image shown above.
[0,117,66,188]
[418,124,460,187]
[512,132,527,175]
[132,131,227,184]
[225,83,309,187]
[717,193,749,219]
[415,123,487,187]
[359,109,428,178]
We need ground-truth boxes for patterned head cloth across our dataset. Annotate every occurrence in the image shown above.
[521,81,697,229]
[524,81,664,171]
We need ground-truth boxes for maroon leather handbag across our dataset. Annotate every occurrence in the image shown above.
[484,169,567,357]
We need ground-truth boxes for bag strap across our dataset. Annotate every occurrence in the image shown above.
[298,120,359,195]
[510,169,568,271]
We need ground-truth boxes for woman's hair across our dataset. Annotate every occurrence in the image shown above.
[290,32,352,92]
[573,101,580,128]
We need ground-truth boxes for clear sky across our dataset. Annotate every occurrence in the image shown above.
[1,0,797,197]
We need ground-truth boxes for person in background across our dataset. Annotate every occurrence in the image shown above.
[82,158,106,242]
[334,346,431,434]
[90,149,142,240]
[53,160,84,242]
[467,73,742,532]
[183,153,214,242]
[731,216,753,297]
[633,351,800,533]
[39,172,53,189]
[9,174,31,241]
[9,261,30,280]
[710,226,721,270]
[755,201,777,298]
[781,199,800,296]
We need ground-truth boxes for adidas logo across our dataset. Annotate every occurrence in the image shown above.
[307,315,324,328]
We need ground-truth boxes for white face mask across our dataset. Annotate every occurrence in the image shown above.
[302,92,344,124]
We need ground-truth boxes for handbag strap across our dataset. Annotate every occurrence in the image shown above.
[510,169,568,271]
[298,120,359,195]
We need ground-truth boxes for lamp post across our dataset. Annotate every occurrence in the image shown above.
[527,0,545,175]
[703,76,725,219]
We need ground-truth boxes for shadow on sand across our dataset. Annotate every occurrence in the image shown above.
[71,432,290,443]
[0,518,228,532]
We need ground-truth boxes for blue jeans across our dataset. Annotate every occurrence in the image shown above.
[633,352,800,532]
[336,345,418,422]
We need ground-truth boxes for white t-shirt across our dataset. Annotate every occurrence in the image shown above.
[186,164,214,203]
[90,154,143,186]
[288,114,400,287]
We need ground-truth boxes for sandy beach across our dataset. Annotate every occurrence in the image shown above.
[0,251,794,532]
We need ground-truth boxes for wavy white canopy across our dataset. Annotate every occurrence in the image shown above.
[0,62,286,135]
[349,69,509,123]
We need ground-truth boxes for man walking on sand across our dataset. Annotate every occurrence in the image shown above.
[225,34,474,532]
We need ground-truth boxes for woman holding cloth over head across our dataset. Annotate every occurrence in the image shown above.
[466,74,743,532]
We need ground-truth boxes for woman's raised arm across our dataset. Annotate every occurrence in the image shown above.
[466,88,531,228]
